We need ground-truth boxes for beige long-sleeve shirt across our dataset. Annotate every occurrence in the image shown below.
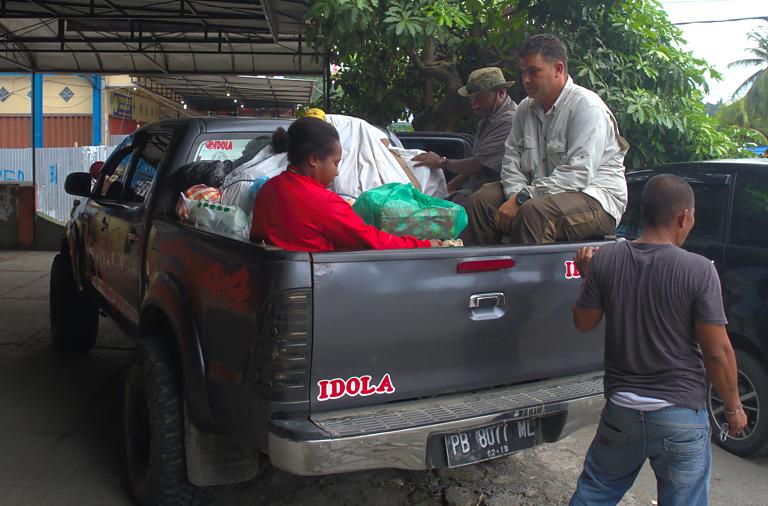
[500,77,629,224]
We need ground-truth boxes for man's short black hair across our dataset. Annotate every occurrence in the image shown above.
[517,33,568,73]
[640,174,695,227]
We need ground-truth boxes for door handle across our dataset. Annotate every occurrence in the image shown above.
[469,292,505,309]
[468,292,506,321]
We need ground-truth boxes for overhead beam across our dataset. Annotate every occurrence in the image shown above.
[261,0,279,44]
[0,48,322,55]
[0,12,266,20]
[3,35,281,44]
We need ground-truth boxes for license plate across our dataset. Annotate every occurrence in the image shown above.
[444,418,536,468]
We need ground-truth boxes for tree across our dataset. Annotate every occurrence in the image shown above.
[306,0,750,167]
[718,70,768,140]
[728,26,768,99]
[305,0,525,130]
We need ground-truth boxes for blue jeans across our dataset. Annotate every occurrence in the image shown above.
[570,401,711,506]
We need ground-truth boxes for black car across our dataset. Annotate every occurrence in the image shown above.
[619,159,768,456]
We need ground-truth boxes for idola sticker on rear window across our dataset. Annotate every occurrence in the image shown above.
[317,374,396,401]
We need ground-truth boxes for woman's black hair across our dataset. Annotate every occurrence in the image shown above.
[272,117,340,166]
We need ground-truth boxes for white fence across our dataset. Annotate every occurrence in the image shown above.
[0,148,32,183]
[0,145,118,224]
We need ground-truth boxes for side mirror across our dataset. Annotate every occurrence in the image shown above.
[89,161,104,180]
[65,172,93,197]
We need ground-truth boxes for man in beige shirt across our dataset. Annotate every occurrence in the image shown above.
[462,34,629,245]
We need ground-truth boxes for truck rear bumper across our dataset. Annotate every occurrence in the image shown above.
[268,372,604,475]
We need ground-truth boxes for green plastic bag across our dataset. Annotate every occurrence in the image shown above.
[352,183,468,239]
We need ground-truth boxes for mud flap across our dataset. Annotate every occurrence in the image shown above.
[185,405,261,486]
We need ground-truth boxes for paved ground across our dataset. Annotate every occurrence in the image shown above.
[1,250,766,506]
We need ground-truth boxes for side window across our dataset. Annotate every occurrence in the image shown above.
[731,173,768,247]
[617,180,645,240]
[97,149,136,199]
[688,183,729,242]
[125,131,172,204]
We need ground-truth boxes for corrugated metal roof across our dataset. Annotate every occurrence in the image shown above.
[0,1,323,74]
[138,75,317,108]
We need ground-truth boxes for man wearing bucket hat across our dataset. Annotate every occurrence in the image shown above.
[413,67,517,203]
[462,34,629,245]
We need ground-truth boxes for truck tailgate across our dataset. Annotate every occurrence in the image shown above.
[309,243,607,412]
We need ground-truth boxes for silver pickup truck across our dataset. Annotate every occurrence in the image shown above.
[54,117,607,506]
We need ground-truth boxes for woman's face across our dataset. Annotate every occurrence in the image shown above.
[308,141,342,188]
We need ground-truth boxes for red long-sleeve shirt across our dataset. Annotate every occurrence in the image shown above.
[250,170,432,252]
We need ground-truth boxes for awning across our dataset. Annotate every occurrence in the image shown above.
[0,0,324,74]
[134,74,318,108]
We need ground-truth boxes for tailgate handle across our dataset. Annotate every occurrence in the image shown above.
[468,292,506,320]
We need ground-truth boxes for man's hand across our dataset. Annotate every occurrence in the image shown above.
[726,407,748,436]
[412,151,444,170]
[575,246,599,280]
[429,239,445,247]
[494,196,521,232]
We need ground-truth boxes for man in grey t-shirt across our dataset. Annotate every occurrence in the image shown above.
[569,174,747,505]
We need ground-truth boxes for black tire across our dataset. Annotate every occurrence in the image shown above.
[49,252,98,352]
[124,338,214,506]
[707,350,768,457]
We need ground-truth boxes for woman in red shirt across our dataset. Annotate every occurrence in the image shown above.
[250,117,438,252]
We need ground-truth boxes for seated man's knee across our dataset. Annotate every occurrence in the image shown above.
[517,198,548,223]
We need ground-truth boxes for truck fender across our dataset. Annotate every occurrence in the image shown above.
[141,271,216,430]
[62,225,83,291]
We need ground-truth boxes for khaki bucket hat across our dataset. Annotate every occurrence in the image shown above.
[457,67,516,97]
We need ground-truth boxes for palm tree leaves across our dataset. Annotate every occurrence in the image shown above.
[728,27,768,99]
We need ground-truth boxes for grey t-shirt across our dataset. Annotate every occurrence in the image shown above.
[577,241,727,409]
[466,96,517,192]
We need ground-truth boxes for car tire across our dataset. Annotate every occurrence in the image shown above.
[124,337,215,506]
[49,252,98,352]
[707,350,768,456]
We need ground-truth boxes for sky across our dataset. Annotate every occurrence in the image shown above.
[660,0,768,104]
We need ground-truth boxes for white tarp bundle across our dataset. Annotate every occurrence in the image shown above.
[220,115,447,212]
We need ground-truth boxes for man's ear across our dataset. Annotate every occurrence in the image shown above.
[554,60,565,76]
[677,209,689,228]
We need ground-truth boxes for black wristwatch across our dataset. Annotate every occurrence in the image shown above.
[516,190,531,205]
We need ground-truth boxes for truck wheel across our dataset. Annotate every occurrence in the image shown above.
[49,253,98,352]
[707,350,768,456]
[124,338,214,506]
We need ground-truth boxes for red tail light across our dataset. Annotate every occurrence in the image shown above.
[457,257,516,273]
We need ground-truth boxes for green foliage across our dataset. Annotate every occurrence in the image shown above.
[306,0,750,168]
[718,70,768,140]
[559,0,745,166]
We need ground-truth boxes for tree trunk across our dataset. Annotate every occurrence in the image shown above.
[424,39,434,107]
[412,61,472,131]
